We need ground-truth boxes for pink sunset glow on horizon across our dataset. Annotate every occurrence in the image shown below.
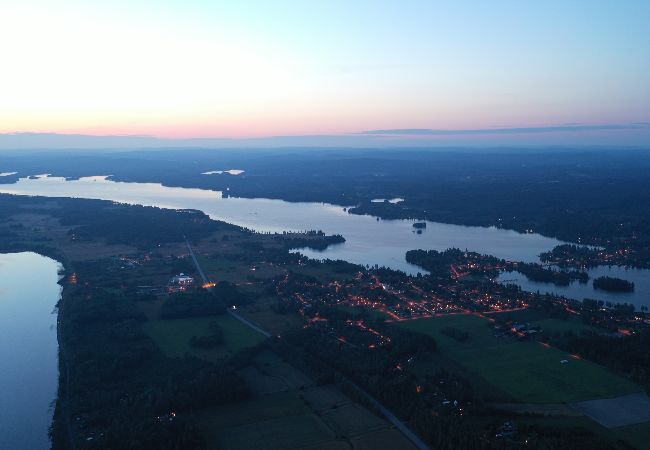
[0,1,647,147]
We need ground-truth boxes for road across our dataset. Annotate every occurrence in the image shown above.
[184,237,209,284]
[343,378,431,450]
[229,308,272,338]
[184,237,430,450]
[184,238,271,338]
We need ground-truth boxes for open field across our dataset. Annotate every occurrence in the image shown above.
[484,307,549,323]
[237,294,304,335]
[487,309,602,335]
[398,314,641,403]
[195,351,416,450]
[208,412,335,450]
[5,212,139,260]
[570,393,650,428]
[321,403,387,436]
[515,414,650,450]
[609,421,650,449]
[196,389,413,450]
[351,429,417,450]
[290,264,358,284]
[302,385,351,411]
[239,353,314,395]
[532,318,602,335]
[196,390,313,429]
[143,314,266,360]
[198,253,284,284]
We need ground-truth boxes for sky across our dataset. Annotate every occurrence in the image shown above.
[0,0,648,147]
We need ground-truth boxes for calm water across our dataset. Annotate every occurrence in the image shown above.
[0,252,61,450]
[497,266,650,310]
[0,175,564,273]
[2,175,649,308]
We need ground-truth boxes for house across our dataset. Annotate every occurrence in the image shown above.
[169,273,194,285]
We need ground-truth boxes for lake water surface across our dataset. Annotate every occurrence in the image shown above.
[0,175,564,272]
[0,252,61,450]
[497,266,650,310]
[1,175,649,309]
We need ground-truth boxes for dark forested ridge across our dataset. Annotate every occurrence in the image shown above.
[3,148,650,247]
[0,194,236,248]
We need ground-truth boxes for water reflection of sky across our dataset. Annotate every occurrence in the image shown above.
[497,266,650,310]
[0,175,567,274]
[0,252,60,450]
[2,174,649,307]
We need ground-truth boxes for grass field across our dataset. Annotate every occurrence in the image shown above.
[352,428,417,450]
[196,388,415,450]
[198,254,284,284]
[321,403,387,436]
[608,421,650,449]
[398,314,641,403]
[484,308,549,323]
[194,351,417,450]
[570,393,650,428]
[486,310,601,336]
[210,411,335,449]
[517,415,650,450]
[237,294,304,335]
[531,318,601,335]
[143,314,266,360]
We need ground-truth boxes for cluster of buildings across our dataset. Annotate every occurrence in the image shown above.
[168,273,194,293]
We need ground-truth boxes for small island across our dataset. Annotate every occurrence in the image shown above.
[513,263,588,286]
[593,276,635,292]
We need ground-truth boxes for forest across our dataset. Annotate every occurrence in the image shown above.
[509,263,588,286]
[4,148,650,249]
[593,276,635,292]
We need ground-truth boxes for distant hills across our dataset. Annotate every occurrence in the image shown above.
[1,123,648,151]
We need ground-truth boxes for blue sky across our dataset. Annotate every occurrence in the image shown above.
[0,0,648,146]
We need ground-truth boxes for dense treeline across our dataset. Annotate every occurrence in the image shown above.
[510,263,588,286]
[0,194,238,248]
[57,286,251,449]
[190,333,224,349]
[280,233,345,251]
[593,276,635,292]
[160,289,228,319]
[63,205,224,247]
[160,283,250,319]
[541,244,650,270]
[5,149,650,248]
[406,248,503,276]
[550,329,650,391]
[190,321,225,348]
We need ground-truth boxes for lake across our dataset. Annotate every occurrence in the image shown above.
[0,252,61,450]
[497,266,650,310]
[1,174,649,309]
[0,175,563,273]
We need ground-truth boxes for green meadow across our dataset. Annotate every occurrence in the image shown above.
[398,314,641,403]
[144,314,265,361]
